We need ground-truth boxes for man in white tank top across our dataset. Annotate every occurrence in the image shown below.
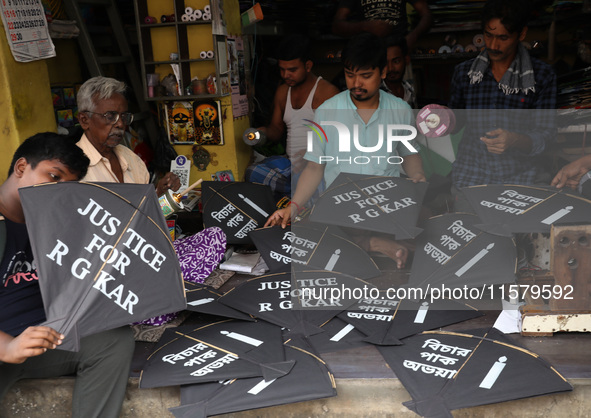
[257,35,339,175]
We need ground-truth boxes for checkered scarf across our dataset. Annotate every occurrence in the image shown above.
[468,43,536,95]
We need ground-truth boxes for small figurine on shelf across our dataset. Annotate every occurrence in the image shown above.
[206,74,216,94]
[161,73,179,96]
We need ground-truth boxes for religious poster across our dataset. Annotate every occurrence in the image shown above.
[193,99,224,145]
[165,101,196,144]
[0,0,55,62]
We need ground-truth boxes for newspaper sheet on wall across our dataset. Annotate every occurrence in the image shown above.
[0,0,55,62]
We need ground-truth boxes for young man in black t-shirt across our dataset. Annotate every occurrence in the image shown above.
[0,132,135,418]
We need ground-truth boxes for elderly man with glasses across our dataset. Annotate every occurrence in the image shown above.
[77,76,180,196]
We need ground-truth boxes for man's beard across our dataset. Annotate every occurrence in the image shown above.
[349,88,370,101]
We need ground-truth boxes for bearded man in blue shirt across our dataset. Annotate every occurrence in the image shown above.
[266,33,426,269]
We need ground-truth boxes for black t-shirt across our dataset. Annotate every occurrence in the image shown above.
[0,217,46,336]
[338,0,416,36]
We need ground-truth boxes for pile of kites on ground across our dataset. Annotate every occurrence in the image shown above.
[20,175,591,417]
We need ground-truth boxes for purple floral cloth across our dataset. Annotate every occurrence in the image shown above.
[173,226,227,284]
[134,227,227,326]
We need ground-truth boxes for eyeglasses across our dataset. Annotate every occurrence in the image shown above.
[84,110,134,125]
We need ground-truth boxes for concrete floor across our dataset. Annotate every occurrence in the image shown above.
[1,377,590,417]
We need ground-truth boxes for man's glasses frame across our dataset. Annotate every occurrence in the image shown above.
[84,110,134,125]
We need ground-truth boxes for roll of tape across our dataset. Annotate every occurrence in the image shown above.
[473,34,485,48]
[416,104,456,138]
[185,7,193,15]
[452,44,464,53]
[202,12,211,21]
[204,5,211,13]
[193,9,202,19]
[200,51,207,59]
[438,45,452,54]
[206,50,214,59]
[464,44,477,53]
[181,14,190,22]
[144,16,156,24]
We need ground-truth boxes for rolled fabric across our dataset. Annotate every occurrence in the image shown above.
[200,51,208,59]
[206,50,214,59]
[193,9,202,19]
[473,34,485,48]
[185,7,193,15]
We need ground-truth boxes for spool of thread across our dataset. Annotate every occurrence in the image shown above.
[188,13,197,21]
[428,49,436,54]
[144,16,156,24]
[202,12,211,21]
[438,45,452,54]
[181,14,190,22]
[473,34,485,48]
[199,51,207,59]
[159,189,184,218]
[161,14,168,23]
[205,50,214,59]
[167,14,175,22]
[203,5,211,13]
[465,44,477,53]
[193,9,202,19]
[185,7,193,15]
[243,128,267,146]
[452,44,464,53]
[416,104,456,138]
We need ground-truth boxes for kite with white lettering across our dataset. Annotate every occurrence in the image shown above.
[309,173,427,239]
[19,182,186,351]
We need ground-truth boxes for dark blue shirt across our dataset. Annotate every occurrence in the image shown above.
[448,55,557,188]
[0,217,46,336]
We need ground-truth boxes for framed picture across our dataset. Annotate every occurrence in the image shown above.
[193,99,224,145]
[164,101,196,144]
[56,108,74,128]
[51,87,64,108]
[63,87,76,107]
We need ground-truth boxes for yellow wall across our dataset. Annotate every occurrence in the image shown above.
[0,21,57,183]
[46,39,84,84]
[147,0,252,184]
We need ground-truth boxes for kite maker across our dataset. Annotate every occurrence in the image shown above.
[266,33,426,269]
[76,76,227,324]
[448,0,556,211]
[0,133,134,418]
[76,76,182,197]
